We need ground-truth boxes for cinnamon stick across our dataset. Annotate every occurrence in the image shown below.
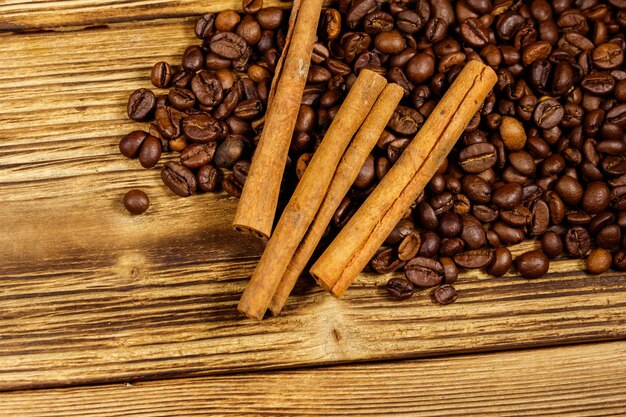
[238,70,388,320]
[232,0,324,239]
[310,61,498,296]
[269,83,405,316]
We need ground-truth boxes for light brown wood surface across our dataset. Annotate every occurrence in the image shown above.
[2,341,626,416]
[1,1,626,413]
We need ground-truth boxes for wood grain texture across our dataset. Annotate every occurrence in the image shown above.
[2,341,626,416]
[0,0,307,32]
[1,17,626,392]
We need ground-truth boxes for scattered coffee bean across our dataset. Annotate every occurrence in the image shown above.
[586,248,612,275]
[516,250,550,279]
[386,277,415,300]
[432,285,458,305]
[123,189,150,215]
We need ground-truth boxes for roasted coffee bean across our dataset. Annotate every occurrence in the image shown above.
[127,88,156,121]
[565,226,591,258]
[388,106,423,135]
[385,219,415,245]
[195,13,216,39]
[500,204,532,227]
[242,0,263,14]
[406,53,436,84]
[472,205,498,223]
[182,45,204,72]
[534,98,564,129]
[205,52,232,70]
[138,135,161,168]
[123,189,149,215]
[210,32,248,59]
[461,214,487,249]
[614,250,626,271]
[168,87,196,110]
[509,151,535,176]
[151,62,173,88]
[459,143,497,173]
[582,182,611,213]
[161,161,197,197]
[541,231,563,259]
[398,231,422,261]
[488,247,513,277]
[197,164,222,192]
[215,10,241,32]
[234,99,262,120]
[416,201,439,230]
[499,116,527,150]
[516,250,549,279]
[180,142,217,169]
[191,72,224,107]
[237,15,262,45]
[432,285,458,305]
[586,248,612,275]
[419,231,441,258]
[404,257,444,287]
[222,174,242,198]
[597,224,622,249]
[371,247,405,273]
[492,183,523,210]
[438,211,462,238]
[555,176,583,206]
[375,31,406,54]
[430,192,454,215]
[440,237,465,257]
[386,277,415,300]
[439,257,458,285]
[493,221,525,244]
[182,114,222,143]
[119,130,148,158]
[256,7,283,30]
[453,249,494,269]
[214,135,245,168]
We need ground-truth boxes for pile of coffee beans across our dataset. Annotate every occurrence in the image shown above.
[119,0,626,305]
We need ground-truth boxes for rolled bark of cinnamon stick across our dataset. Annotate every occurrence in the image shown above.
[310,61,497,296]
[232,0,324,239]
[238,70,388,320]
[268,84,405,316]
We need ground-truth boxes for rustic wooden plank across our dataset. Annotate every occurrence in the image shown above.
[0,0,311,32]
[1,20,626,391]
[2,341,626,416]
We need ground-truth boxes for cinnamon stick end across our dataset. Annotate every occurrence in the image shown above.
[237,300,267,321]
[232,224,270,241]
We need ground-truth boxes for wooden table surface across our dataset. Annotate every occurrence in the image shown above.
[1,1,625,415]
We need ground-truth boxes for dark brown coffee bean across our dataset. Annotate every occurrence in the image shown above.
[438,211,462,238]
[237,15,262,45]
[191,71,224,107]
[168,87,196,110]
[127,88,155,121]
[388,106,423,135]
[586,248,612,275]
[597,224,622,249]
[438,257,458,285]
[119,130,148,158]
[215,10,241,32]
[406,53,436,84]
[459,143,498,173]
[404,257,444,287]
[545,191,566,225]
[416,202,439,230]
[432,285,458,305]
[346,0,377,29]
[589,211,616,236]
[371,247,406,274]
[180,142,217,169]
[516,250,549,279]
[534,98,564,129]
[375,31,406,54]
[488,247,513,277]
[493,221,525,244]
[234,99,263,120]
[182,45,204,72]
[472,205,498,223]
[161,161,197,197]
[210,32,248,59]
[614,250,626,271]
[459,214,486,249]
[386,277,415,300]
[205,52,231,70]
[398,231,422,261]
[453,249,494,269]
[195,13,216,39]
[500,204,531,227]
[222,174,242,198]
[182,114,222,143]
[207,135,243,169]
[554,176,583,206]
[242,0,263,14]
[440,237,465,257]
[151,62,173,89]
[138,135,161,168]
[419,231,441,257]
[566,210,592,226]
[509,151,536,176]
[256,7,283,30]
[565,226,591,258]
[460,18,490,47]
[492,183,523,210]
[197,164,222,192]
[540,231,562,259]
[123,189,149,215]
[582,182,611,213]
[430,192,454,215]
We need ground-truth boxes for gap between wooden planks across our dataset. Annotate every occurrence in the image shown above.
[1,11,625,392]
[1,341,626,416]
